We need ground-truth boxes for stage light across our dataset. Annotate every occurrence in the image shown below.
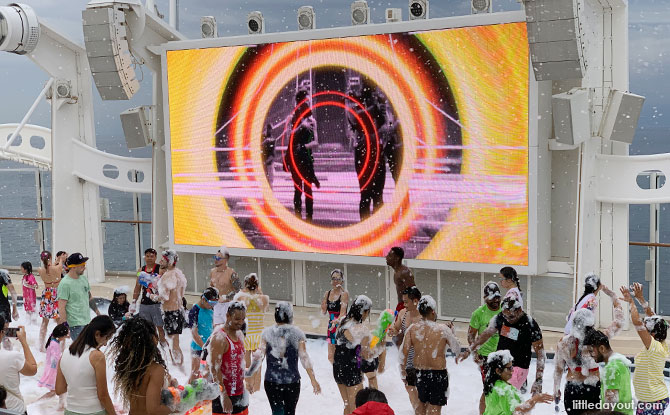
[297,6,315,30]
[200,16,217,38]
[552,88,590,146]
[385,8,402,23]
[0,3,40,55]
[599,90,645,144]
[471,0,491,14]
[82,5,140,100]
[409,0,428,20]
[351,1,370,25]
[247,11,265,34]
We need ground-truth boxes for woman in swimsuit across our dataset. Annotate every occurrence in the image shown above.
[37,250,64,352]
[320,269,349,364]
[107,317,177,415]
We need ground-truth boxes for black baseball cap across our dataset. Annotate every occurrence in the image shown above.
[66,252,88,267]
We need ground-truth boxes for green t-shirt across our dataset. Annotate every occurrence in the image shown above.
[601,354,634,415]
[57,274,92,327]
[484,380,522,415]
[470,304,501,357]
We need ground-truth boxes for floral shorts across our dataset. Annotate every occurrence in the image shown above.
[39,287,59,319]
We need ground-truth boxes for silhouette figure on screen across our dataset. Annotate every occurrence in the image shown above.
[284,88,320,222]
[348,86,388,221]
[262,123,276,186]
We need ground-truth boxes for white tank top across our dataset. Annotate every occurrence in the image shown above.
[60,346,104,413]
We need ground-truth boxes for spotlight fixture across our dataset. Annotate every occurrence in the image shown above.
[385,8,402,23]
[200,16,217,38]
[55,80,72,99]
[297,6,315,30]
[0,3,40,55]
[409,0,429,20]
[247,11,265,34]
[471,0,492,14]
[351,1,370,25]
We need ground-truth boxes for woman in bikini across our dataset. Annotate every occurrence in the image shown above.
[37,250,64,352]
[320,269,349,364]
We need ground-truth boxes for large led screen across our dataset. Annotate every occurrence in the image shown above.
[166,22,529,265]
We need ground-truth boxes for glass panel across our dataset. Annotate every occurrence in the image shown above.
[439,271,481,319]
[304,261,345,305]
[0,170,40,266]
[413,268,438,305]
[260,258,292,302]
[228,256,259,284]
[530,276,573,328]
[346,264,386,311]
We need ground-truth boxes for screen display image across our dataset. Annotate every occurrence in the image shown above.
[166,22,529,265]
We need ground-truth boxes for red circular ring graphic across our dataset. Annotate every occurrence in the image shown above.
[279,91,381,198]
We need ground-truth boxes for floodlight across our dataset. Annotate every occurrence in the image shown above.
[200,16,217,38]
[409,0,428,20]
[471,0,491,14]
[351,1,370,25]
[298,6,315,30]
[0,3,40,55]
[385,8,402,23]
[247,11,265,34]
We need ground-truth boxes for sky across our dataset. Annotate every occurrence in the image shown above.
[0,0,669,156]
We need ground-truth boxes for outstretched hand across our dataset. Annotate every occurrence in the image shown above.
[455,349,470,364]
[632,282,645,301]
[618,286,634,304]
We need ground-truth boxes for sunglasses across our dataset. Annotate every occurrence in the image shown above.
[213,255,224,261]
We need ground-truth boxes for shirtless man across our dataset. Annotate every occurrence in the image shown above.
[37,250,64,351]
[156,249,187,366]
[385,247,415,314]
[209,247,241,325]
[401,295,463,415]
[388,286,423,412]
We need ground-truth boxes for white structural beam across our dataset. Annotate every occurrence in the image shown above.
[595,153,670,204]
[70,139,152,193]
[0,124,52,169]
[24,23,106,283]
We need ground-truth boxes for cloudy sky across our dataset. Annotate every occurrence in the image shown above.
[0,0,669,156]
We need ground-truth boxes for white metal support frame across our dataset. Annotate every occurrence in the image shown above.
[0,123,52,169]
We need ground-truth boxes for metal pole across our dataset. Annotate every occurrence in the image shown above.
[132,172,142,271]
[169,0,178,30]
[4,78,54,150]
[35,170,46,254]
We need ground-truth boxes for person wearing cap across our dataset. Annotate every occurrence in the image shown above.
[155,249,187,366]
[187,287,219,383]
[467,281,502,415]
[57,253,101,341]
[131,248,168,346]
[209,247,240,325]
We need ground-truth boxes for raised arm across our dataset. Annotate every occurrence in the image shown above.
[632,282,655,317]
[620,286,652,349]
[601,285,623,338]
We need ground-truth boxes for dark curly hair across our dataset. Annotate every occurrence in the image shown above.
[107,317,167,406]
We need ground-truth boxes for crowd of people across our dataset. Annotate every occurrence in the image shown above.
[0,245,668,415]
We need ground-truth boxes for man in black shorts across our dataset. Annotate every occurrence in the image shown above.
[132,248,167,346]
[401,295,465,414]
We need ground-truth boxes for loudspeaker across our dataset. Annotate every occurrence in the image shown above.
[552,88,590,146]
[200,16,217,38]
[523,0,585,81]
[385,8,402,22]
[120,106,153,149]
[83,6,140,100]
[351,1,370,25]
[599,90,645,144]
[298,6,315,30]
